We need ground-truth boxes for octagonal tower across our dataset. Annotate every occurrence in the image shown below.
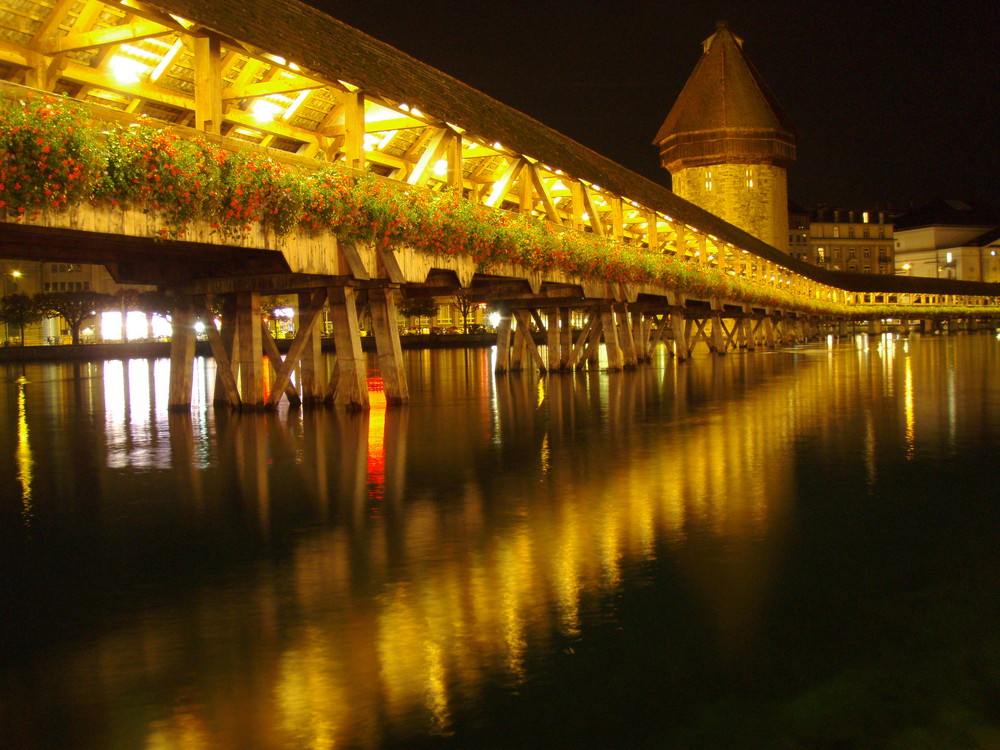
[655,22,796,252]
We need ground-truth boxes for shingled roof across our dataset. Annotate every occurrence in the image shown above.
[654,21,796,172]
[138,0,813,274]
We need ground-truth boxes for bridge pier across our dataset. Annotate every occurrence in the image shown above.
[168,297,196,411]
[370,287,409,405]
[327,286,370,411]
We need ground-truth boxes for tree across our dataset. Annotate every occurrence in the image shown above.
[0,293,43,346]
[136,290,171,340]
[396,297,438,325]
[453,290,482,333]
[112,288,142,342]
[35,291,115,345]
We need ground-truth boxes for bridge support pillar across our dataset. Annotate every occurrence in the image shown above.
[328,286,370,410]
[297,291,325,406]
[546,309,562,371]
[370,287,409,405]
[709,312,726,354]
[560,308,572,369]
[671,311,689,360]
[214,296,240,407]
[616,306,638,368]
[494,310,513,373]
[600,307,623,370]
[763,315,776,348]
[869,318,883,336]
[236,291,265,409]
[922,318,934,334]
[168,296,196,411]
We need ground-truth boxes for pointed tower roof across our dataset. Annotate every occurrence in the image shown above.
[655,22,796,173]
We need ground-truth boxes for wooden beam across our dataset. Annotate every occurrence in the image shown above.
[192,33,222,134]
[528,164,561,224]
[342,90,365,169]
[264,289,326,408]
[35,19,174,54]
[484,157,525,208]
[196,299,240,407]
[406,127,448,186]
[580,185,605,237]
[222,75,326,101]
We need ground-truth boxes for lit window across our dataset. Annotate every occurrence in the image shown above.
[705,170,713,191]
[862,211,870,223]
[833,227,840,238]
[745,168,754,188]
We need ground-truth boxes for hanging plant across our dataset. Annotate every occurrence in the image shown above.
[0,93,103,218]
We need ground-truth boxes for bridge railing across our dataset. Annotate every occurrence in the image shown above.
[2,81,998,318]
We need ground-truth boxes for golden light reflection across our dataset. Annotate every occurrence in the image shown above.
[144,709,212,750]
[50,337,980,749]
[904,352,915,458]
[15,376,33,526]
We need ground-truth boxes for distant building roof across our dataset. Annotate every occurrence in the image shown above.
[654,21,796,172]
[893,199,1000,230]
[968,227,1000,246]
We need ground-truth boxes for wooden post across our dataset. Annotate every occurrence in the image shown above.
[710,313,726,354]
[616,306,638,368]
[743,316,756,351]
[601,306,623,371]
[192,35,222,134]
[546,308,561,371]
[298,291,325,406]
[168,296,196,411]
[214,295,239,405]
[763,314,776,348]
[671,311,689,360]
[328,286,370,410]
[512,309,547,372]
[236,291,264,409]
[370,287,409,405]
[495,310,513,373]
[559,308,572,370]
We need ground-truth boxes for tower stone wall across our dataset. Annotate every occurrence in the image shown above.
[671,163,789,251]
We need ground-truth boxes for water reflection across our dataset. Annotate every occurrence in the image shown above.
[2,334,999,748]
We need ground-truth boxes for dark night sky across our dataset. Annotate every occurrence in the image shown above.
[306,1,998,212]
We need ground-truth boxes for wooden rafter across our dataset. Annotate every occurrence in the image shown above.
[34,19,174,54]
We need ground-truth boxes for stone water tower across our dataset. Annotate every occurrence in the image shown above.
[655,22,796,252]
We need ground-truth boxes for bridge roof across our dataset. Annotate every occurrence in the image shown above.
[129,0,804,269]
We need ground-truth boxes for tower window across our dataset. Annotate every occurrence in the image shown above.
[745,168,754,188]
[705,170,713,191]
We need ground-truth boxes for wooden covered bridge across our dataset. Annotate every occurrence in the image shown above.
[0,0,998,410]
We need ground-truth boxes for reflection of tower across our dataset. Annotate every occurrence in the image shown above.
[655,21,796,252]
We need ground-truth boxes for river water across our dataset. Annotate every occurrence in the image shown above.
[1,334,999,749]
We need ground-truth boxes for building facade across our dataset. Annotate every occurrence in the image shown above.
[893,200,1000,282]
[808,208,895,274]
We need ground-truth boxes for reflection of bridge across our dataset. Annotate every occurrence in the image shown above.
[1,0,998,411]
[10,336,973,746]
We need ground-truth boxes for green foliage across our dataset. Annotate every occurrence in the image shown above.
[35,290,115,344]
[0,293,43,345]
[0,93,103,218]
[397,297,438,320]
[2,92,998,320]
[94,123,222,238]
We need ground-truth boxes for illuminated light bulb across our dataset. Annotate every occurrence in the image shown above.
[110,55,147,84]
[432,158,448,176]
[251,99,282,123]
